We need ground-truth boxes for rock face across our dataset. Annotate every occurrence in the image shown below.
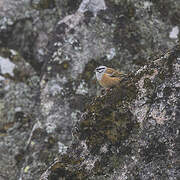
[40,45,180,179]
[0,0,180,179]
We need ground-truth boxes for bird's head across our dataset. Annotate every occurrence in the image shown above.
[95,66,107,80]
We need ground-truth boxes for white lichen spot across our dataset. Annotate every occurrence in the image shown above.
[150,108,168,124]
[174,61,180,88]
[53,56,60,62]
[58,141,68,154]
[47,66,52,71]
[57,74,67,84]
[143,1,153,9]
[117,164,128,180]
[81,141,88,150]
[57,48,62,56]
[50,84,63,96]
[169,26,179,39]
[15,107,22,112]
[78,0,106,16]
[40,79,46,86]
[76,81,88,95]
[0,17,13,30]
[79,142,99,170]
[31,141,35,146]
[41,101,54,116]
[106,48,116,60]
[0,56,16,76]
[137,69,158,95]
[68,36,76,45]
[131,69,159,125]
[86,159,98,171]
[10,49,17,56]
[177,129,179,135]
[71,111,80,122]
[131,103,149,125]
[0,75,5,80]
[64,54,70,61]
[135,65,147,75]
[54,42,62,47]
[38,48,44,56]
[45,113,61,133]
[52,51,58,58]
[24,166,30,173]
[100,144,108,153]
[46,122,57,133]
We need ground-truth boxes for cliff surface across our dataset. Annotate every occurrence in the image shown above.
[0,0,180,179]
[41,44,180,179]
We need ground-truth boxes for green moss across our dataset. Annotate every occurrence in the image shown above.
[151,0,172,20]
[61,61,70,70]
[163,87,172,97]
[81,60,99,83]
[157,71,165,81]
[170,11,180,25]
[0,48,22,63]
[41,44,180,180]
[109,154,124,169]
[147,69,156,76]
[143,78,153,89]
[13,68,30,82]
[14,152,24,165]
[77,80,139,154]
[64,0,81,13]
[50,61,70,76]
[0,48,12,58]
[108,0,136,18]
[31,0,55,10]
[48,154,87,179]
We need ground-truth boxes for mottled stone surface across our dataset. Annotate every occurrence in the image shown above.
[41,45,180,180]
[0,0,80,71]
[0,0,180,179]
[0,48,40,180]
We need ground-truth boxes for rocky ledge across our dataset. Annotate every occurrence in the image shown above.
[41,44,180,180]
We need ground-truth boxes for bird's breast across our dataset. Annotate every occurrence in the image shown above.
[99,73,120,88]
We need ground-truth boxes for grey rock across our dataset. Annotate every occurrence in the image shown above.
[0,0,180,179]
[40,44,180,180]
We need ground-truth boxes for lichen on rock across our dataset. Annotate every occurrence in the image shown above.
[1,0,180,179]
[41,45,180,179]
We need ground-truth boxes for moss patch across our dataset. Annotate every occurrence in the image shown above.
[31,0,55,10]
[80,60,98,83]
[76,79,139,154]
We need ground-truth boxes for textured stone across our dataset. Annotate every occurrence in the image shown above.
[0,0,180,179]
[41,44,180,180]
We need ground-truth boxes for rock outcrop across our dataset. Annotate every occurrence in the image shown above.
[41,44,180,179]
[0,0,180,179]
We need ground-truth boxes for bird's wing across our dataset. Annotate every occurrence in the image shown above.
[106,68,125,78]
[105,68,116,74]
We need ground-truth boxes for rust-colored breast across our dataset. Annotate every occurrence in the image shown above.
[98,73,121,88]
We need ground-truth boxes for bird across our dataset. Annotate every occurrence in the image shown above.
[95,66,126,89]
